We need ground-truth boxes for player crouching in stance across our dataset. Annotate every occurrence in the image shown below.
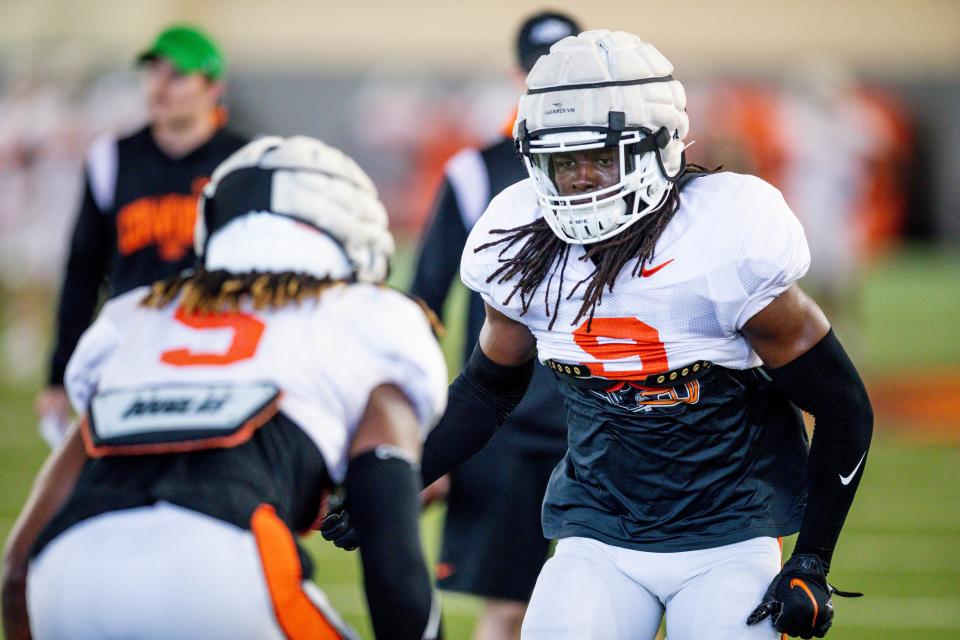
[322,31,873,639]
[2,136,448,640]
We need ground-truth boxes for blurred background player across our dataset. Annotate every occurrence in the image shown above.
[2,136,447,640]
[409,10,580,640]
[35,24,247,446]
[684,61,912,352]
[772,57,910,346]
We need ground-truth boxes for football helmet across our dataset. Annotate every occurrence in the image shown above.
[515,30,689,244]
[195,135,394,282]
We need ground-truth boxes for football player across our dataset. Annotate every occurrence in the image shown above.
[325,30,872,639]
[2,136,447,640]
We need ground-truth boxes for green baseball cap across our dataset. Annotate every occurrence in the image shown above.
[137,25,225,79]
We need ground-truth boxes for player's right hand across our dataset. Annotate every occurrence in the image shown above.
[35,386,70,417]
[319,496,359,551]
[747,554,843,638]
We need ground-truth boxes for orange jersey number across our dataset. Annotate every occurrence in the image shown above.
[161,306,265,367]
[573,316,668,380]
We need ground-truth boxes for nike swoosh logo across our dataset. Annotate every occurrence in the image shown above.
[839,452,866,485]
[789,578,818,629]
[640,258,674,278]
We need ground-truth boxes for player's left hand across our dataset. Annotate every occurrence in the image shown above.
[319,495,359,551]
[35,386,72,448]
[747,554,844,638]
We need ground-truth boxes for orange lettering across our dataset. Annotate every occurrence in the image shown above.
[191,176,210,195]
[116,192,200,261]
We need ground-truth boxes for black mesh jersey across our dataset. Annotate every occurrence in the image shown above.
[32,413,331,574]
[541,366,809,551]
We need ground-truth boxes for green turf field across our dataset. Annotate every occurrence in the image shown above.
[1,244,958,639]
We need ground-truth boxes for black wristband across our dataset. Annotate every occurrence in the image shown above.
[767,329,873,569]
[346,447,439,639]
[420,346,534,486]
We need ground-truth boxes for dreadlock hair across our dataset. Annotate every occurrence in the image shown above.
[477,165,718,332]
[140,268,446,337]
[140,268,352,314]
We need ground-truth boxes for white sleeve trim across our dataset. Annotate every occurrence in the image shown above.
[86,134,118,213]
[734,281,794,330]
[445,148,489,231]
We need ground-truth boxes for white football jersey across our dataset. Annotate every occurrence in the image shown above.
[461,172,810,378]
[64,283,448,482]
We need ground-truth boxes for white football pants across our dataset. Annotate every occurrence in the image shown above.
[28,502,355,640]
[521,536,782,640]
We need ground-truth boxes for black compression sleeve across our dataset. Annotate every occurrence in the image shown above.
[346,448,439,640]
[420,347,534,487]
[767,329,873,570]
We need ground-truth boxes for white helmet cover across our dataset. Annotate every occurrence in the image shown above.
[515,30,690,244]
[195,135,394,282]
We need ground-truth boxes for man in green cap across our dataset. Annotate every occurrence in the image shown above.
[36,25,248,444]
[139,25,226,81]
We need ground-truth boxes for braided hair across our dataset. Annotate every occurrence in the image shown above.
[140,269,348,314]
[140,268,445,336]
[477,166,716,332]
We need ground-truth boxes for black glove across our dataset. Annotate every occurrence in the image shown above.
[747,554,861,639]
[319,495,359,551]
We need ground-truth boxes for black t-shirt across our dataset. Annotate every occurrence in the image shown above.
[48,126,248,385]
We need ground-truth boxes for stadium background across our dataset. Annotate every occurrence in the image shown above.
[1,0,958,637]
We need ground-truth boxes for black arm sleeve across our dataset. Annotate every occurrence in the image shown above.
[408,178,470,317]
[48,177,112,385]
[346,448,439,640]
[420,346,534,487]
[767,329,873,570]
